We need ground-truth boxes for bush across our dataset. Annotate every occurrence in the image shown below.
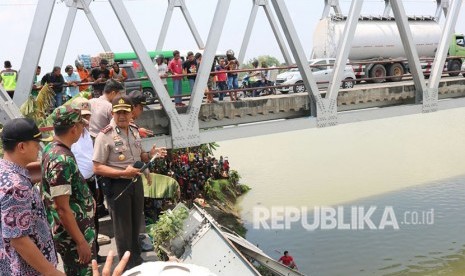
[147,206,189,259]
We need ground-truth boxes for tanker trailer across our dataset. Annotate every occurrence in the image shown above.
[312,15,465,82]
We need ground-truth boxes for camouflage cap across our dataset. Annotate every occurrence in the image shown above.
[51,105,84,127]
[72,97,91,115]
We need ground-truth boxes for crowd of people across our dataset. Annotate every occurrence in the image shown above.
[0,48,277,108]
[0,77,170,275]
[0,51,283,276]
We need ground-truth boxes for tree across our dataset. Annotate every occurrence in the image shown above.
[241,55,283,79]
[243,55,281,69]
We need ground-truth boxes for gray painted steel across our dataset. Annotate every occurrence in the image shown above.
[156,0,205,50]
[390,0,427,103]
[54,4,77,67]
[80,0,111,52]
[7,0,463,148]
[172,205,260,275]
[0,85,22,125]
[321,0,342,19]
[14,0,55,108]
[238,0,292,65]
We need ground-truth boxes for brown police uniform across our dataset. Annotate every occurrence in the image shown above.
[93,117,144,269]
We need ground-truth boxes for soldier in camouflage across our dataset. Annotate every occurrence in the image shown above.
[41,105,96,276]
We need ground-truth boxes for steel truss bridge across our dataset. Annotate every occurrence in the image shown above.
[0,0,463,149]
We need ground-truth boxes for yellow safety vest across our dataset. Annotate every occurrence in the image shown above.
[0,70,17,91]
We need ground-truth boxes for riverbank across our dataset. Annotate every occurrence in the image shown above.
[201,177,250,237]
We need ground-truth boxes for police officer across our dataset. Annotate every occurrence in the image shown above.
[92,95,166,270]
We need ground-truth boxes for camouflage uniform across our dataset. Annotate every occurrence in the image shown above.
[41,106,95,276]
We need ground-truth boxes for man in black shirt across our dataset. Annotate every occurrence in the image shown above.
[90,59,110,98]
[182,51,198,93]
[41,66,65,108]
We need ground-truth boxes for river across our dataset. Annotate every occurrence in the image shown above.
[216,107,465,275]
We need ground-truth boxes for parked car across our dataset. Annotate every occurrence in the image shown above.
[275,58,356,94]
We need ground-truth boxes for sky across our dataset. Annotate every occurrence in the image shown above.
[0,0,464,74]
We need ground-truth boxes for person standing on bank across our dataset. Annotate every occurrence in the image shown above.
[93,95,167,270]
[0,118,64,276]
[41,105,96,275]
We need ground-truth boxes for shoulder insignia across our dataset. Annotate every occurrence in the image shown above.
[101,125,113,134]
[129,122,139,129]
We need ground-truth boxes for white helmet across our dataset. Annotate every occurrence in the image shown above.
[122,262,217,276]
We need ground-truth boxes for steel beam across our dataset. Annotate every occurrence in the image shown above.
[327,0,363,103]
[142,96,465,149]
[80,0,111,52]
[188,0,230,114]
[262,2,292,64]
[14,0,55,107]
[436,0,450,20]
[390,0,427,104]
[271,0,326,124]
[383,0,391,17]
[108,0,177,119]
[156,0,176,50]
[54,4,78,67]
[180,0,205,49]
[0,85,22,125]
[321,0,342,19]
[238,3,259,65]
[156,0,205,50]
[110,0,230,148]
[238,0,292,65]
[426,0,461,113]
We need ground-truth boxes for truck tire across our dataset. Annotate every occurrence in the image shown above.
[369,64,386,83]
[387,63,404,82]
[447,59,461,77]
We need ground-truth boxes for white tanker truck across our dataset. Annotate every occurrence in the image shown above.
[312,15,465,82]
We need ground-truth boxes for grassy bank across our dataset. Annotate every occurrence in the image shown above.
[201,171,251,237]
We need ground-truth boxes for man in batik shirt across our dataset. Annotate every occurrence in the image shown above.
[0,118,63,276]
[41,105,95,275]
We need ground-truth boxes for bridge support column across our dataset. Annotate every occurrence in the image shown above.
[14,0,55,108]
[391,0,427,104]
[156,0,205,51]
[110,0,229,148]
[425,0,461,113]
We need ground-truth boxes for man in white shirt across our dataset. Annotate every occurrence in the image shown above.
[64,65,81,100]
[154,54,168,92]
[70,97,107,263]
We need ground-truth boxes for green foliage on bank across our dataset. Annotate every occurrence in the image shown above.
[146,207,189,259]
[203,170,251,201]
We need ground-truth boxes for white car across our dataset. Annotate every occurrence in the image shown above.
[276,58,356,94]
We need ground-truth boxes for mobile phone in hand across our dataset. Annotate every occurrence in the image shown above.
[133,161,145,169]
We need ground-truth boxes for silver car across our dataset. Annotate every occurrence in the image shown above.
[276,58,356,94]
